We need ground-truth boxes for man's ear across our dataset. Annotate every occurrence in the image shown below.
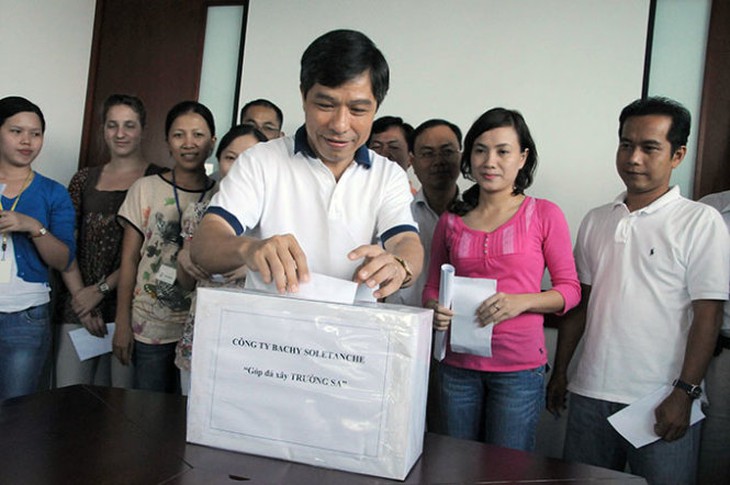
[671,145,687,169]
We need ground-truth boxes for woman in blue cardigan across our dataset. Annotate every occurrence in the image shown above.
[0,96,76,401]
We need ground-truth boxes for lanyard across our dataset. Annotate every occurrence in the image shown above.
[1,170,35,260]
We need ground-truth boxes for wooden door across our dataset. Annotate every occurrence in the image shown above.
[79,0,209,169]
[694,0,730,198]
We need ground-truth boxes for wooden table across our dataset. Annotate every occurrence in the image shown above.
[0,385,645,484]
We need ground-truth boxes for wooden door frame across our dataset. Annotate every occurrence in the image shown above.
[694,0,730,199]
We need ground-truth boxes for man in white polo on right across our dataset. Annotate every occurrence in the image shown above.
[547,96,729,484]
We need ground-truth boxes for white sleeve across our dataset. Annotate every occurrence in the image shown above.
[376,163,417,243]
[207,148,266,235]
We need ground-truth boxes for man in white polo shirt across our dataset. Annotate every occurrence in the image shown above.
[191,29,422,299]
[546,97,729,484]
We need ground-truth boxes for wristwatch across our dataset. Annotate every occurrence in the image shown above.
[31,226,48,238]
[97,279,111,296]
[672,379,702,399]
[393,255,413,287]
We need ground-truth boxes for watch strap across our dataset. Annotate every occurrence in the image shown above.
[672,379,702,399]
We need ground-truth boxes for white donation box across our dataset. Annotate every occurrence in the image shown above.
[187,288,433,480]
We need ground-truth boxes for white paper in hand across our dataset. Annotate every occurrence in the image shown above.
[68,323,115,361]
[244,270,358,304]
[450,276,497,357]
[607,385,705,448]
[433,264,455,361]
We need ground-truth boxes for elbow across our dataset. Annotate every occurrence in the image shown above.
[189,234,206,268]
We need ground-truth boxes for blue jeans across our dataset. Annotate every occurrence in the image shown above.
[438,362,546,451]
[564,393,700,485]
[132,341,180,394]
[0,303,51,401]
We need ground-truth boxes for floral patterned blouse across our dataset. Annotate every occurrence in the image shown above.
[117,174,215,344]
[174,198,246,371]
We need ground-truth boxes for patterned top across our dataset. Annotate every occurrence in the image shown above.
[60,163,166,323]
[174,196,246,371]
[118,174,215,344]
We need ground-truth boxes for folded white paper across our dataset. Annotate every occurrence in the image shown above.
[69,323,115,361]
[354,282,378,303]
[244,269,359,304]
[607,385,705,448]
[450,276,497,358]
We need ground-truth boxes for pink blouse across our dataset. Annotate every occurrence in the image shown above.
[423,197,580,372]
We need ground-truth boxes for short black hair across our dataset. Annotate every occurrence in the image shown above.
[103,94,146,128]
[0,96,46,132]
[619,96,690,154]
[368,116,414,146]
[165,100,215,138]
[239,98,283,128]
[410,119,462,153]
[215,124,267,160]
[300,29,389,106]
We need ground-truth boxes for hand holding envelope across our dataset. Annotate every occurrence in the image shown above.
[433,264,497,360]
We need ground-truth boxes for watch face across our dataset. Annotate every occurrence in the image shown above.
[99,282,111,295]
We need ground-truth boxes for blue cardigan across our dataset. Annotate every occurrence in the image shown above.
[1,171,76,284]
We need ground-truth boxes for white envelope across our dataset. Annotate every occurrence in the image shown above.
[607,385,705,448]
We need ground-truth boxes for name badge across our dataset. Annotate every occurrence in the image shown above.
[0,259,11,284]
[156,264,177,285]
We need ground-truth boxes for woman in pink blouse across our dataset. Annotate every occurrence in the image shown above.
[423,107,580,451]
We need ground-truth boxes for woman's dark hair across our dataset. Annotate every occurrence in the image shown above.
[0,96,46,132]
[103,94,147,128]
[300,29,389,106]
[452,108,538,215]
[164,100,215,138]
[215,124,267,160]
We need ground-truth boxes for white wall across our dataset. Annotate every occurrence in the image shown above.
[0,0,95,186]
[0,0,710,211]
[241,0,651,239]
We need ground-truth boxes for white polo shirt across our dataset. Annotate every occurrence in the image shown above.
[208,126,417,281]
[699,190,730,337]
[568,186,730,404]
